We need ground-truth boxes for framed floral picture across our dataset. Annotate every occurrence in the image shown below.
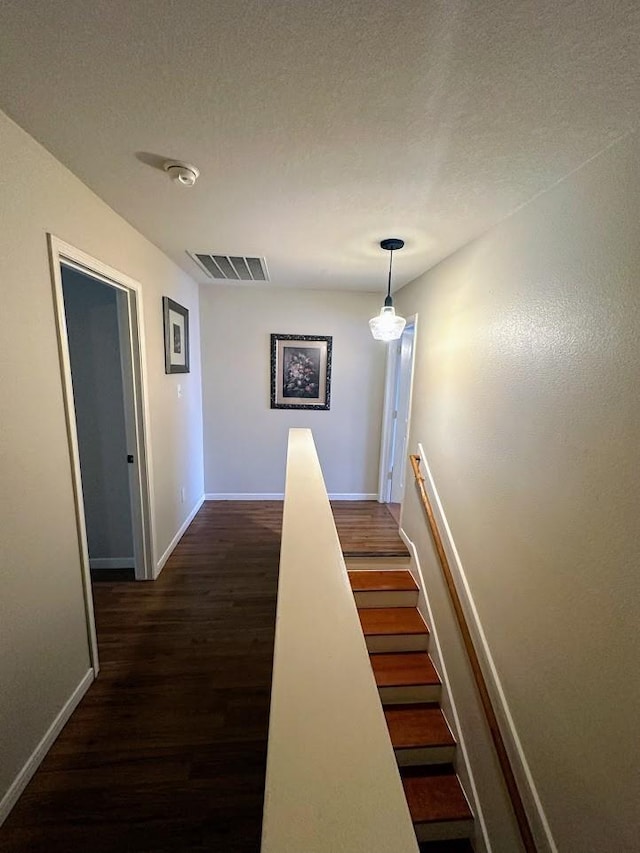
[163,297,190,374]
[270,334,332,410]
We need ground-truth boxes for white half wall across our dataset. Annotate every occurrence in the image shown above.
[200,285,386,496]
[395,130,640,853]
[262,429,418,853]
[0,108,204,811]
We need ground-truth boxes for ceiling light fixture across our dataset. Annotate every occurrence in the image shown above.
[369,238,407,342]
[163,160,200,187]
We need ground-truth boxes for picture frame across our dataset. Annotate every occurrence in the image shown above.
[270,334,332,410]
[163,297,190,374]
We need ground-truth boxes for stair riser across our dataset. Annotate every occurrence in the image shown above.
[378,684,442,705]
[354,590,418,608]
[346,536,473,846]
[345,556,411,570]
[366,634,429,653]
[395,745,456,766]
[415,818,475,843]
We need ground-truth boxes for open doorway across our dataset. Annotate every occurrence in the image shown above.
[49,236,155,671]
[378,317,417,518]
[62,267,137,578]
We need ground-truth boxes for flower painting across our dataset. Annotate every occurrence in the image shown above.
[271,334,332,410]
[282,347,320,398]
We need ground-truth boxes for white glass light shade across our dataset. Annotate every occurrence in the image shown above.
[369,305,406,341]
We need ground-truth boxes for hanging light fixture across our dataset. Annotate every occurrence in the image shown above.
[369,238,407,341]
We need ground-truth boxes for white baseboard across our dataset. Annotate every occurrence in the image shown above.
[412,443,557,853]
[0,668,94,827]
[155,494,205,577]
[204,492,377,501]
[205,493,284,500]
[89,557,134,570]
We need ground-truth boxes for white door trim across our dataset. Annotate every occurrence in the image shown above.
[390,322,417,504]
[377,315,418,503]
[378,341,400,502]
[47,235,157,670]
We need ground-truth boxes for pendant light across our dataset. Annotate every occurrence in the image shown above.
[369,238,407,341]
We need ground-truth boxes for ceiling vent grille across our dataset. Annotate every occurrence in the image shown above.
[189,252,269,282]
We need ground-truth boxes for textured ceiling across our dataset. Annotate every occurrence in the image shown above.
[0,0,639,291]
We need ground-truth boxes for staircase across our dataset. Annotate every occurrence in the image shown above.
[346,560,475,851]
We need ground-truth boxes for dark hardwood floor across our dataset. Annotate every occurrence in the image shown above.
[1,500,403,852]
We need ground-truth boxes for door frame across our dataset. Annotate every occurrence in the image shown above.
[377,315,418,504]
[48,235,156,671]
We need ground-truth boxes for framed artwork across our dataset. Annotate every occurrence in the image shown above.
[163,297,190,374]
[270,334,332,410]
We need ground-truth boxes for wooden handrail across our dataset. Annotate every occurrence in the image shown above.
[409,453,537,853]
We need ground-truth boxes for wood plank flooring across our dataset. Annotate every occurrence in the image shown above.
[1,500,404,852]
[331,500,409,557]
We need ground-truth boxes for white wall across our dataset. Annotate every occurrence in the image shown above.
[200,285,386,497]
[396,131,640,853]
[0,109,204,809]
[63,269,134,564]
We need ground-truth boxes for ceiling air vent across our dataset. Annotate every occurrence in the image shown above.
[189,252,269,282]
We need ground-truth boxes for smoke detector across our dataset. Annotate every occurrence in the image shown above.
[163,160,200,187]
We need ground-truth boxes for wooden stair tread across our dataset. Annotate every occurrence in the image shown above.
[370,652,440,687]
[348,570,417,592]
[358,607,428,636]
[385,705,455,749]
[402,770,473,824]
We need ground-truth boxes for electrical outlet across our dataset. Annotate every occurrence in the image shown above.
[177,383,182,399]
[180,487,186,503]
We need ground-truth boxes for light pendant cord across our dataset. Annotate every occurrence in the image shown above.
[385,249,394,307]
